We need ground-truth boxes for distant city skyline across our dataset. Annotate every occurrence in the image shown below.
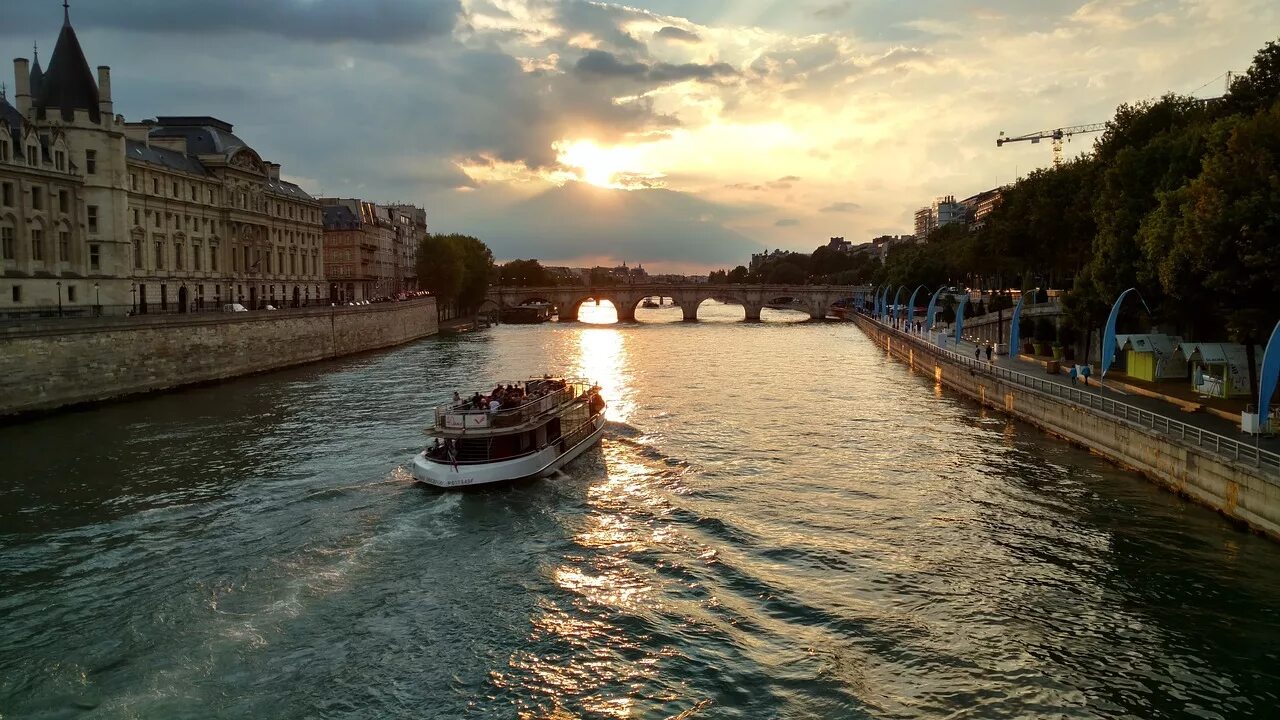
[4,0,1272,272]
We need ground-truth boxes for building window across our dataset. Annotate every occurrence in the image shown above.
[207,189,214,203]
[153,212,160,229]
[0,139,8,162]
[31,229,44,260]
[67,285,76,302]
[88,206,99,233]
[90,243,100,270]
[210,244,219,272]
[59,191,69,213]
[28,145,38,167]
[190,186,197,201]
[155,240,164,269]
[131,208,140,226]
[58,231,69,261]
[11,285,20,303]
[130,173,138,191]
[1,227,13,259]
[31,187,43,210]
[174,241,183,270]
[55,151,65,171]
[133,238,142,268]
[172,182,178,197]
[193,242,202,271]
[2,183,12,207]
[86,150,96,175]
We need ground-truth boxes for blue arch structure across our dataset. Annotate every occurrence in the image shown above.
[925,287,944,334]
[1259,319,1280,427]
[893,286,906,325]
[905,285,926,332]
[1008,294,1026,356]
[1101,287,1152,378]
[954,294,969,341]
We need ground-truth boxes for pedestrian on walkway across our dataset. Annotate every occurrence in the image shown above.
[985,343,993,362]
[975,345,981,361]
[1069,365,1078,385]
[1081,364,1091,386]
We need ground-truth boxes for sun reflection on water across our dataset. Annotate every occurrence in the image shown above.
[573,325,633,423]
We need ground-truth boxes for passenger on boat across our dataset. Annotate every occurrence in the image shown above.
[471,392,484,409]
[453,391,461,403]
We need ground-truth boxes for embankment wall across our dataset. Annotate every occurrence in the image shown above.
[854,315,1280,540]
[0,298,438,417]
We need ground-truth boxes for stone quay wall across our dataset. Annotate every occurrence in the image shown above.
[854,314,1280,540]
[0,298,438,418]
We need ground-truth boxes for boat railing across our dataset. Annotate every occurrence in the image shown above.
[435,378,590,430]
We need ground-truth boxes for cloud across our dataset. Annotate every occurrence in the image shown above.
[572,50,738,84]
[1,0,462,43]
[820,201,860,213]
[655,25,701,43]
[813,1,854,20]
[775,218,800,227]
[451,182,762,267]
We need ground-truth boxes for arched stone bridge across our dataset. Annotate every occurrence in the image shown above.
[483,284,873,322]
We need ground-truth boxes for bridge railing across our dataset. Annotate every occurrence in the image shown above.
[863,313,1280,476]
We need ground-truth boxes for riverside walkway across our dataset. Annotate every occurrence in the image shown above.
[930,330,1280,462]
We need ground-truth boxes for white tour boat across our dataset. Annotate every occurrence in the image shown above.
[412,377,607,488]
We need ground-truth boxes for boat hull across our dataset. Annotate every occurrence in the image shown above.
[411,414,606,489]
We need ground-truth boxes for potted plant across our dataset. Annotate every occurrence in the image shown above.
[1059,325,1078,364]
[1019,318,1035,354]
[1034,317,1056,356]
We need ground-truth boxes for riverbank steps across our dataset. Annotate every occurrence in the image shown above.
[0,298,438,418]
[854,315,1280,541]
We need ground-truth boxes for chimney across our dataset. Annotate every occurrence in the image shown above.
[268,162,281,181]
[97,66,113,119]
[13,58,30,115]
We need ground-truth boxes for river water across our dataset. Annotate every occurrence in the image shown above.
[3,301,1280,719]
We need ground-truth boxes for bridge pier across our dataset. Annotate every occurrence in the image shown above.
[681,304,699,322]
[615,303,637,323]
[744,302,763,322]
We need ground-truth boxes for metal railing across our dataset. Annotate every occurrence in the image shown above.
[434,378,590,430]
[862,313,1280,475]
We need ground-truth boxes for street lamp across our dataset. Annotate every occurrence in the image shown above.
[131,283,137,315]
[94,281,100,316]
[56,280,63,316]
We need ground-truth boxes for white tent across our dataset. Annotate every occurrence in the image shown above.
[1116,334,1186,380]
[1173,342,1262,398]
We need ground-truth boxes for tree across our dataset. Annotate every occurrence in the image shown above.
[1224,39,1280,116]
[726,265,749,283]
[1149,104,1280,395]
[708,269,728,284]
[416,233,494,313]
[416,234,463,308]
[499,259,551,287]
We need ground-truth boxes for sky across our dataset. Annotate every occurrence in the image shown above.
[3,0,1275,272]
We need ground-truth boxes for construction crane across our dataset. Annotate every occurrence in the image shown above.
[996,122,1107,167]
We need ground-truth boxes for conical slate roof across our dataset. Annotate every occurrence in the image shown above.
[37,10,100,123]
[29,45,45,100]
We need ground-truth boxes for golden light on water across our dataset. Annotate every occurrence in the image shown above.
[575,299,617,324]
[573,322,633,422]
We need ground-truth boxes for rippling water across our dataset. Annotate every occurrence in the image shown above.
[3,301,1280,719]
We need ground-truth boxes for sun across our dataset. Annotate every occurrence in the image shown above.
[553,139,656,189]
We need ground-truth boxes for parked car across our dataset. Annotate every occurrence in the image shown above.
[222,303,248,312]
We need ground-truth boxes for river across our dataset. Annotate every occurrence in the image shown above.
[2,301,1279,719]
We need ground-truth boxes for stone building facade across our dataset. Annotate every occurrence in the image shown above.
[321,198,424,302]
[0,7,323,314]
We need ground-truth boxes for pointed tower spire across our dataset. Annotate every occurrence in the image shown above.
[38,0,101,122]
[64,0,71,25]
[29,41,45,100]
